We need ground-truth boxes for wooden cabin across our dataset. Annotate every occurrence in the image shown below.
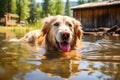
[71,1,120,31]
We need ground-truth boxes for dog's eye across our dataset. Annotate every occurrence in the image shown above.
[54,22,59,26]
[68,23,72,27]
[66,22,72,27]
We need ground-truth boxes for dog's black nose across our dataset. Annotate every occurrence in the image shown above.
[61,32,70,41]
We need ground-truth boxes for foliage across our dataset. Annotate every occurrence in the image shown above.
[28,0,36,23]
[0,0,17,17]
[35,3,43,20]
[0,0,7,17]
[0,20,43,36]
[0,0,63,23]
[48,0,57,15]
[78,0,98,4]
[26,21,43,29]
[42,0,64,17]
[88,0,98,2]
[0,0,30,22]
[0,27,33,36]
[55,0,64,15]
[78,0,86,4]
[92,0,98,2]
[42,0,50,17]
[28,0,42,23]
[16,0,30,21]
[10,0,17,13]
[65,0,71,16]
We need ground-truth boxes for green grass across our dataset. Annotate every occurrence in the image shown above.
[0,27,33,38]
[26,22,43,30]
[0,21,43,32]
[0,26,32,33]
[25,19,43,30]
[0,22,43,38]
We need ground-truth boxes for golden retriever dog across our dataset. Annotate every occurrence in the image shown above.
[37,15,83,52]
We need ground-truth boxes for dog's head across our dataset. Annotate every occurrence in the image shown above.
[41,15,82,52]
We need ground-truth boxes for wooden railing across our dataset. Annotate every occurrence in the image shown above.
[0,13,19,26]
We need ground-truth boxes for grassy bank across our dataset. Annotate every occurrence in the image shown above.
[0,21,43,32]
[0,27,33,38]
[0,26,32,33]
[0,22,43,38]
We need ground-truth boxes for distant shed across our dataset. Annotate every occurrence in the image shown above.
[71,1,120,31]
[0,13,19,26]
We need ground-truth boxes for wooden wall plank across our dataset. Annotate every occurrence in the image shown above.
[73,5,120,30]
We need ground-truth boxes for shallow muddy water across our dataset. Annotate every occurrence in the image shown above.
[0,31,120,80]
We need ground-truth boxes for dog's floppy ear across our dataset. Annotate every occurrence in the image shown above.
[73,19,83,40]
[41,16,53,36]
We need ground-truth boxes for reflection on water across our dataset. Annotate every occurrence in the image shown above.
[0,31,120,80]
[40,59,80,78]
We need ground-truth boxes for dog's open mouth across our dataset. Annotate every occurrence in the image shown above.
[58,41,71,52]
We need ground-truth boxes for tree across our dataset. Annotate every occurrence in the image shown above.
[28,0,37,23]
[65,0,71,16]
[10,0,17,13]
[0,0,8,17]
[91,0,98,2]
[17,0,30,22]
[0,0,17,17]
[78,0,98,4]
[28,0,42,23]
[48,0,56,15]
[87,0,92,3]
[35,3,42,20]
[48,0,64,15]
[55,0,64,15]
[42,0,64,17]
[78,0,86,4]
[87,0,98,3]
[42,0,50,17]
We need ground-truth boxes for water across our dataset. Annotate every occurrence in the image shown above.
[0,31,120,80]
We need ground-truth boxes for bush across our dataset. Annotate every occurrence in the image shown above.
[26,20,43,30]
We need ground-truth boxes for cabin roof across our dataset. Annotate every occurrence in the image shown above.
[71,1,120,9]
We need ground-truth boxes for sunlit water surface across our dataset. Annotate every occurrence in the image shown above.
[0,31,120,80]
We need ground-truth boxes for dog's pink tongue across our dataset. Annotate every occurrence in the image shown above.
[59,42,70,52]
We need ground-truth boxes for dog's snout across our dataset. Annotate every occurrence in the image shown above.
[61,32,70,41]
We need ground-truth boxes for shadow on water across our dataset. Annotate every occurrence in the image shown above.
[0,31,120,80]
